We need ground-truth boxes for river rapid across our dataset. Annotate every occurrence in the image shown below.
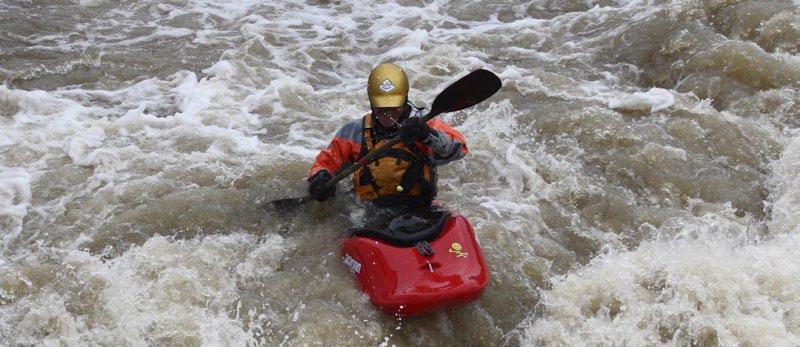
[1,0,800,345]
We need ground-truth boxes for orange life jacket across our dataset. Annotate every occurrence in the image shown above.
[353,115,436,206]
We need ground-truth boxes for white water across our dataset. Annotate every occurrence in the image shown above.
[1,0,800,345]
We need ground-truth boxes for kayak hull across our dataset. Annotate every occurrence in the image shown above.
[342,213,489,316]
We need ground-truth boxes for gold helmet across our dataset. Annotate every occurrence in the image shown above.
[367,63,409,108]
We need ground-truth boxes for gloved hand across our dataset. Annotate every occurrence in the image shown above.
[399,116,432,143]
[308,170,336,202]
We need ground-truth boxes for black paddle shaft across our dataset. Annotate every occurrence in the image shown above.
[270,69,502,211]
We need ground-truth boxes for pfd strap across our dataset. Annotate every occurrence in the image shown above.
[415,241,435,257]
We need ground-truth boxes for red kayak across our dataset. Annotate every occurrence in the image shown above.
[342,207,489,316]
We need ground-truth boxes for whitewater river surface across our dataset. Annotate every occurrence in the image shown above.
[2,0,800,345]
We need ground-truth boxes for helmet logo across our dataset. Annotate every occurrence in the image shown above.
[379,79,395,93]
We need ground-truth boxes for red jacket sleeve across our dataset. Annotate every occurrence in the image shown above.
[427,118,468,155]
[308,120,362,177]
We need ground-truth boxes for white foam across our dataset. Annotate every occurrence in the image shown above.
[276,144,319,159]
[767,134,800,234]
[66,126,112,167]
[37,235,261,345]
[152,27,195,39]
[205,133,262,155]
[522,214,800,345]
[381,29,428,61]
[0,169,31,221]
[608,88,676,113]
[0,169,32,256]
[78,0,108,7]
[236,234,287,280]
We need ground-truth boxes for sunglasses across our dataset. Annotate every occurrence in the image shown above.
[373,107,407,127]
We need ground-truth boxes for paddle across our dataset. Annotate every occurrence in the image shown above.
[269,69,502,211]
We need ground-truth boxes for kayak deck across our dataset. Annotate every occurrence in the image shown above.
[342,211,489,316]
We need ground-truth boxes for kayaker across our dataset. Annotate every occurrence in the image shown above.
[307,63,468,223]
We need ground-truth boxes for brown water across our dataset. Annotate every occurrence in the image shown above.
[1,0,800,345]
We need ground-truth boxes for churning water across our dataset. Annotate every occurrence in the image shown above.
[1,0,800,345]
